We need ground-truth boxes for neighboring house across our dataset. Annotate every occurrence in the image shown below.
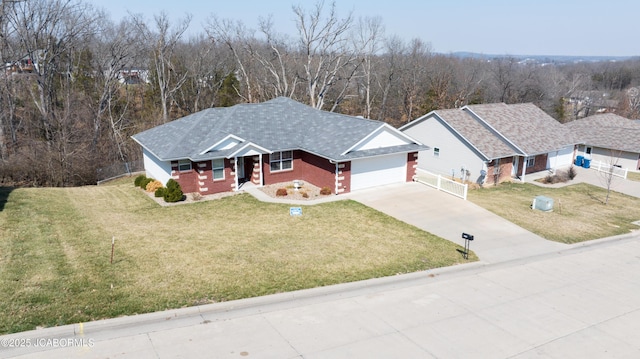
[116,68,150,85]
[565,113,640,171]
[400,103,578,185]
[132,97,426,195]
[4,56,38,76]
[567,90,619,119]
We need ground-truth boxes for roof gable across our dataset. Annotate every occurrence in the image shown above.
[199,134,244,155]
[343,124,418,155]
[132,97,425,162]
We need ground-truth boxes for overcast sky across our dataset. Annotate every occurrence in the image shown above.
[96,0,638,57]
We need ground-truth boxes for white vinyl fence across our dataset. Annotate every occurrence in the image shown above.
[588,160,628,179]
[414,169,468,200]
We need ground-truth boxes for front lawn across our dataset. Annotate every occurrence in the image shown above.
[467,182,640,243]
[0,178,472,334]
[627,171,640,182]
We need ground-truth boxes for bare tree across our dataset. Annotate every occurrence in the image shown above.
[205,17,255,103]
[353,16,384,118]
[599,150,624,205]
[253,16,299,99]
[90,17,140,162]
[293,0,359,110]
[133,12,191,122]
[398,38,431,122]
[5,0,99,142]
[175,35,231,112]
[451,57,488,107]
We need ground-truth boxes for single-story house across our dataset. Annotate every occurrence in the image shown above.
[131,97,427,195]
[564,113,640,171]
[400,103,579,185]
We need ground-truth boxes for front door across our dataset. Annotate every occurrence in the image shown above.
[243,157,254,183]
[511,156,518,177]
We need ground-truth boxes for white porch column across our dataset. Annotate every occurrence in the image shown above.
[521,156,527,183]
[234,156,239,191]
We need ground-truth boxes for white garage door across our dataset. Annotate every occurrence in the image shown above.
[547,146,574,169]
[351,154,407,191]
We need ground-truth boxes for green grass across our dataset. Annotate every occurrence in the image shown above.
[627,171,640,182]
[467,182,640,243]
[0,178,472,334]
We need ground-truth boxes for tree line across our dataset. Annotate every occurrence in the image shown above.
[1,0,639,187]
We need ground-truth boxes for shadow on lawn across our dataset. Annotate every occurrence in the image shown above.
[0,187,13,212]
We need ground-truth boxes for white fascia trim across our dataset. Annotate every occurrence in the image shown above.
[461,106,527,156]
[199,134,245,155]
[341,124,386,156]
[383,123,426,145]
[226,142,272,158]
[340,124,418,156]
[399,110,438,131]
[132,140,167,162]
[433,113,492,162]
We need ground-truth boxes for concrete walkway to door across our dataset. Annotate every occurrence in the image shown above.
[348,182,567,263]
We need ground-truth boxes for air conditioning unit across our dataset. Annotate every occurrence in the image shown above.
[532,195,554,212]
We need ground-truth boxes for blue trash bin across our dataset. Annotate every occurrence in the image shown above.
[575,155,584,166]
[583,158,591,168]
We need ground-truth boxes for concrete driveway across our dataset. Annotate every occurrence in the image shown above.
[347,182,567,263]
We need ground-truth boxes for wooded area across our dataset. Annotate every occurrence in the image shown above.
[1,0,639,186]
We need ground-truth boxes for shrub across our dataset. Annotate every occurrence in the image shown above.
[166,178,180,191]
[134,174,147,187]
[190,192,203,201]
[320,186,332,195]
[140,177,154,190]
[276,188,288,196]
[146,180,163,193]
[568,165,577,180]
[164,179,184,203]
[301,191,309,198]
[154,187,165,198]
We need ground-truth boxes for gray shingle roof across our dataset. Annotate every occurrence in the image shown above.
[132,97,425,161]
[402,103,578,160]
[464,103,577,156]
[564,113,640,153]
[433,108,519,159]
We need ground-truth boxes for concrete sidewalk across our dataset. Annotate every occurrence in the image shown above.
[3,233,639,359]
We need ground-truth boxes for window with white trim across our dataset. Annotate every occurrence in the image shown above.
[212,159,224,180]
[526,157,535,168]
[433,148,440,157]
[178,159,192,172]
[270,150,293,172]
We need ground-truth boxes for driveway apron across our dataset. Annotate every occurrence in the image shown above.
[347,182,567,263]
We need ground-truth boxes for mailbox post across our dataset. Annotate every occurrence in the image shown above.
[461,232,474,259]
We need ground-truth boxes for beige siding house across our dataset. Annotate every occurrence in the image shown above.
[400,103,578,185]
[565,113,640,171]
